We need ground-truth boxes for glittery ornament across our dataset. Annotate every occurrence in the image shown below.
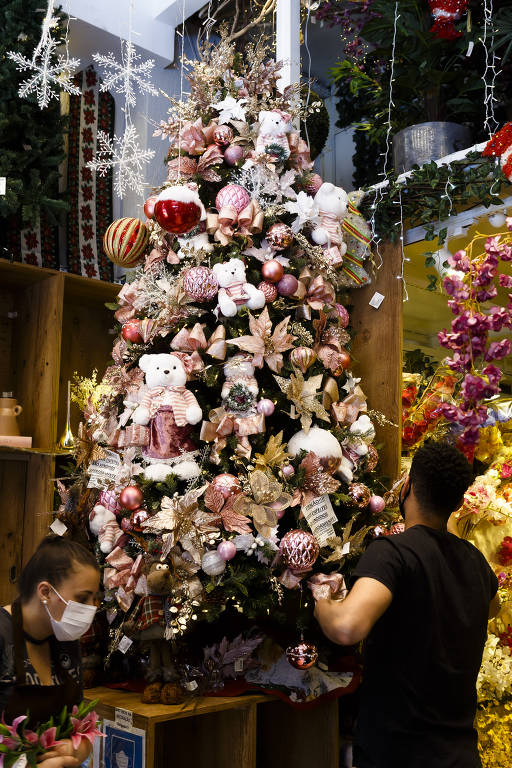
[384,490,399,508]
[182,266,219,302]
[334,349,351,375]
[212,473,242,499]
[257,398,275,416]
[261,259,284,283]
[120,517,133,532]
[217,540,237,561]
[119,485,144,510]
[369,495,386,514]
[280,530,319,570]
[286,640,318,670]
[99,490,122,516]
[290,346,316,374]
[122,320,143,343]
[224,145,245,166]
[366,444,379,471]
[143,195,158,219]
[335,304,350,329]
[257,280,278,303]
[130,508,150,531]
[349,483,372,508]
[213,125,234,147]
[267,222,294,251]
[305,173,323,196]
[282,464,295,479]
[277,274,299,297]
[202,550,227,576]
[215,184,251,213]
[387,522,405,536]
[103,218,149,268]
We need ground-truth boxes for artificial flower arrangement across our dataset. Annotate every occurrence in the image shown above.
[0,701,101,768]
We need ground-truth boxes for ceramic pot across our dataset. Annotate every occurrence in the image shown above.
[0,396,22,436]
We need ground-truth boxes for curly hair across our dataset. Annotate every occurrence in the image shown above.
[409,441,473,520]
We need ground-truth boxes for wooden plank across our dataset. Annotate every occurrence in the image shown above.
[64,272,119,304]
[0,455,28,604]
[351,241,403,480]
[22,454,54,565]
[257,698,339,768]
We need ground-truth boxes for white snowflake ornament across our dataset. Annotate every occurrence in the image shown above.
[93,40,158,108]
[8,38,81,110]
[87,125,155,199]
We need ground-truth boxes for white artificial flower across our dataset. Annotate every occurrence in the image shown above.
[210,95,247,124]
[283,191,320,233]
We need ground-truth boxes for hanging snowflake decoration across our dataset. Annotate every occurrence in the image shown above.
[87,125,156,199]
[93,41,158,108]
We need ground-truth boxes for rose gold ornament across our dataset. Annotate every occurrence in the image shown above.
[130,508,150,531]
[279,530,319,570]
[257,280,278,303]
[348,483,372,508]
[212,473,242,499]
[213,125,234,147]
[266,222,294,251]
[119,485,144,510]
[120,517,133,532]
[215,184,250,213]
[369,495,386,514]
[276,274,299,297]
[224,145,245,166]
[121,320,143,343]
[290,346,316,374]
[183,266,219,302]
[335,304,350,329]
[143,195,159,219]
[286,640,318,670]
[99,490,122,516]
[282,464,295,479]
[305,173,323,196]
[261,259,284,283]
[366,444,379,471]
[334,349,351,375]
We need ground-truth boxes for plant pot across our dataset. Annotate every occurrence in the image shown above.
[393,122,472,173]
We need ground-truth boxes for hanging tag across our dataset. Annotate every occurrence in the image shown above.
[115,707,133,729]
[0,178,6,196]
[87,449,122,488]
[369,292,385,309]
[118,635,133,654]
[302,495,337,547]
[234,657,244,674]
[466,41,474,57]
[341,542,351,556]
[185,680,198,691]
[50,518,68,536]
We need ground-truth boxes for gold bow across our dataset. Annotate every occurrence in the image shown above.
[233,470,292,539]
[207,326,227,360]
[294,267,336,320]
[200,406,265,459]
[206,199,264,246]
[322,377,367,426]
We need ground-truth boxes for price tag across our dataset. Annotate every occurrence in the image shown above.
[0,178,6,196]
[341,542,351,556]
[115,707,133,730]
[87,449,122,488]
[50,518,68,536]
[234,657,244,674]
[302,494,337,547]
[185,680,198,691]
[466,41,474,57]
[369,291,385,309]
[118,635,133,654]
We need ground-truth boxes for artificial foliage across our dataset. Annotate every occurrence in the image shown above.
[59,35,385,702]
[0,0,68,244]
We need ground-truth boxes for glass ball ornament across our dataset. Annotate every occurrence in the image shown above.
[182,266,219,302]
[143,195,159,219]
[202,550,227,576]
[348,483,372,508]
[154,187,202,234]
[215,184,251,213]
[369,495,386,514]
[103,218,149,268]
[281,464,295,479]
[119,485,144,510]
[217,540,237,561]
[286,640,318,670]
[130,508,150,531]
[257,398,275,416]
[279,530,319,570]
[261,259,284,283]
[213,125,234,147]
[266,222,294,251]
[277,274,299,297]
[224,145,245,166]
[257,281,278,303]
[290,346,316,374]
[212,473,242,499]
[121,320,143,343]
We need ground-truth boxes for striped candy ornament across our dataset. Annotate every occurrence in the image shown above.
[103,218,149,267]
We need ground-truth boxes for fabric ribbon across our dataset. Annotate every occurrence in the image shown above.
[308,572,347,601]
[206,199,264,246]
[200,406,264,459]
[207,326,227,360]
[287,131,314,170]
[323,377,367,426]
[167,144,224,183]
[104,548,144,611]
[294,267,336,320]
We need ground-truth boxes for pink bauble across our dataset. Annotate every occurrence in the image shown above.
[217,540,237,561]
[183,266,219,302]
[224,145,245,166]
[369,495,386,514]
[335,304,350,328]
[212,473,242,499]
[120,517,133,532]
[261,259,284,283]
[119,485,144,511]
[215,184,251,213]
[281,464,295,479]
[268,500,286,520]
[99,490,122,516]
[279,530,319,570]
[277,274,299,297]
[143,195,158,219]
[130,508,149,531]
[213,125,234,147]
[267,222,294,251]
[257,398,275,417]
[257,280,278,303]
[305,174,323,196]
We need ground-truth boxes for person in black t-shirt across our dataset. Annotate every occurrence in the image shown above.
[313,441,499,768]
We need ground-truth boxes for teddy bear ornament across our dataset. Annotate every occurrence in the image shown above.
[213,258,266,317]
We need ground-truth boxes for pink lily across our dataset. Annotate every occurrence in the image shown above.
[39,727,61,750]
[0,716,27,749]
[69,711,102,751]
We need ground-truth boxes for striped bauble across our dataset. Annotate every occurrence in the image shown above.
[102,218,149,268]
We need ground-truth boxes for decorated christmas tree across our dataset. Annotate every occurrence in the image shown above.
[63,34,386,703]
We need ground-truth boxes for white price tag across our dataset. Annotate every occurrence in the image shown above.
[466,41,474,56]
[185,680,198,691]
[369,292,385,309]
[0,178,6,196]
[341,542,351,556]
[118,635,133,654]
[234,657,244,674]
[114,707,133,729]
[87,449,122,488]
[302,494,337,547]
[50,518,68,536]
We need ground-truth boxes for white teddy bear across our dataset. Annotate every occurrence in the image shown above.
[311,182,349,267]
[131,353,202,481]
[212,258,266,317]
[256,109,292,161]
[176,201,214,259]
[89,505,123,554]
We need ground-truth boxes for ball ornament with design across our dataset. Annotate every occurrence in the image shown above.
[215,184,251,213]
[257,281,278,303]
[279,530,319,570]
[103,218,149,268]
[286,641,318,670]
[266,222,294,251]
[182,266,219,302]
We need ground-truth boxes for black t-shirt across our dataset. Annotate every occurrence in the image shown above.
[350,525,498,768]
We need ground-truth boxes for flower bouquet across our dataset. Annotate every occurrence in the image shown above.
[0,700,102,768]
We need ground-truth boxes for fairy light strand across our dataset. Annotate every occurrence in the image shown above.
[177,0,186,180]
[396,188,408,302]
[302,0,313,148]
[481,0,500,137]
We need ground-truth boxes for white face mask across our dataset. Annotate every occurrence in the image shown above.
[45,585,97,642]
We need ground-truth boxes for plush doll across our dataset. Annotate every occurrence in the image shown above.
[221,354,259,402]
[176,201,213,259]
[131,353,202,481]
[311,182,349,267]
[212,258,266,317]
[89,504,123,554]
[256,109,292,161]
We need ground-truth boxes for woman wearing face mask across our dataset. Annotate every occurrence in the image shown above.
[0,535,100,768]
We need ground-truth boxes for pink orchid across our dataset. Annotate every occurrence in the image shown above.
[69,710,102,751]
[39,727,61,750]
[1,715,27,748]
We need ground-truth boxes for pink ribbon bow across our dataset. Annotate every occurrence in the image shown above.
[104,548,143,611]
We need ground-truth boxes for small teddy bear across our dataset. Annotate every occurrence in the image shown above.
[89,504,123,554]
[212,258,266,318]
[311,182,349,267]
[176,200,214,259]
[131,353,202,481]
[221,354,259,412]
[256,109,292,161]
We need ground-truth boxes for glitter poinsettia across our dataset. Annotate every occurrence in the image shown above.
[233,470,292,538]
[228,307,295,373]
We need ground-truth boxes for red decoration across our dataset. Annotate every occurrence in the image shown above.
[212,473,242,499]
[261,259,284,283]
[130,508,150,531]
[143,195,159,219]
[103,218,149,268]
[257,280,278,303]
[498,536,512,567]
[154,198,202,235]
[286,640,318,670]
[182,266,219,302]
[428,0,469,40]
[119,485,144,510]
[279,530,319,570]
[122,320,143,343]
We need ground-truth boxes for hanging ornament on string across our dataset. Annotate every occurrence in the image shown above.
[286,638,318,670]
[428,0,469,40]
[93,40,158,108]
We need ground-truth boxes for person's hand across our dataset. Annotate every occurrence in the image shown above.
[37,738,90,768]
[308,573,347,601]
[36,756,79,768]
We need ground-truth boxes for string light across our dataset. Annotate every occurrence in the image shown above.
[302,0,313,147]
[396,188,408,302]
[480,0,500,136]
[177,0,186,180]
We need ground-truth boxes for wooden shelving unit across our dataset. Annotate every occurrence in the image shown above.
[0,259,119,604]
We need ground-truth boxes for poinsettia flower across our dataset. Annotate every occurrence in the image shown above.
[243,241,290,267]
[69,710,102,751]
[283,191,320,232]
[228,307,295,373]
[210,95,247,124]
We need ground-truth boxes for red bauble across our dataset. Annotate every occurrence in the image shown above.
[261,259,284,283]
[122,320,143,343]
[119,485,144,511]
[335,349,351,375]
[279,530,319,570]
[213,125,234,147]
[154,187,202,234]
[215,184,251,213]
[286,640,318,670]
[130,508,150,531]
[257,280,278,303]
[103,218,149,268]
[143,195,159,219]
[266,222,294,251]
[183,266,219,302]
[212,473,242,499]
[277,274,299,297]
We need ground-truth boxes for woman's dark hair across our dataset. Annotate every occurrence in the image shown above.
[410,441,473,520]
[18,535,99,602]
